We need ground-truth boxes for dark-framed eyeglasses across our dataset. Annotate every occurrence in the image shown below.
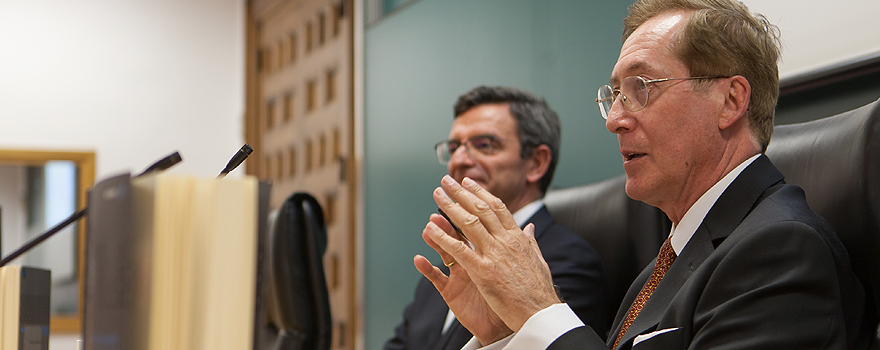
[596,75,727,119]
[434,135,503,165]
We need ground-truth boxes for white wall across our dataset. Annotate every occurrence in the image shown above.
[743,0,880,79]
[0,0,246,179]
[0,0,244,348]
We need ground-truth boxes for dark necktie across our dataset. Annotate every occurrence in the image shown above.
[613,237,677,349]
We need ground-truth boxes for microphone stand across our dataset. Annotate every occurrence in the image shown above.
[0,209,87,267]
[0,151,183,267]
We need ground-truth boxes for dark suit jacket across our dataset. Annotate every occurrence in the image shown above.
[548,156,874,350]
[384,206,607,350]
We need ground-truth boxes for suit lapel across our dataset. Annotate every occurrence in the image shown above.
[700,155,783,244]
[608,265,651,346]
[526,206,554,241]
[613,155,785,348]
[618,228,714,346]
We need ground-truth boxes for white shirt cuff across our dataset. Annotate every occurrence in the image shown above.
[461,334,512,350]
[461,303,583,350]
[507,303,584,349]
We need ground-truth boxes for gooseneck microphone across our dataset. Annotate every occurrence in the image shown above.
[136,151,183,178]
[218,144,253,178]
[0,151,184,267]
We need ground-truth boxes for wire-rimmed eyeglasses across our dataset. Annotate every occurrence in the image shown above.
[596,76,727,119]
[434,135,503,165]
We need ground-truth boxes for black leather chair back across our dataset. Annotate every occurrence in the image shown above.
[544,175,669,332]
[264,192,332,350]
[765,98,880,328]
[545,98,880,337]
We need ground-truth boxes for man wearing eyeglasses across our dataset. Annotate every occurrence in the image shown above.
[415,0,874,349]
[384,86,608,350]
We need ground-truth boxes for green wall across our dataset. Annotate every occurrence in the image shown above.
[363,1,630,348]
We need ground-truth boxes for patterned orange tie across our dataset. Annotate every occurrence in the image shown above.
[613,237,677,349]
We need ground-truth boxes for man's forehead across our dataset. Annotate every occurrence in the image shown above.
[610,61,656,84]
[449,106,516,138]
[610,11,689,84]
[448,124,505,139]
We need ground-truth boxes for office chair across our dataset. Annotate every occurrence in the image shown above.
[264,192,333,350]
[764,98,880,335]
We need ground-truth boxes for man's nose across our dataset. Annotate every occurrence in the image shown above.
[605,101,635,134]
[448,145,474,166]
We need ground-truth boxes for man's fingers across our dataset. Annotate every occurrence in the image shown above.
[522,222,536,239]
[431,212,455,233]
[414,255,447,289]
[523,223,544,258]
[438,175,506,243]
[422,220,462,266]
[431,212,469,244]
[454,177,530,255]
[423,220,478,267]
[434,185,489,249]
[461,177,519,231]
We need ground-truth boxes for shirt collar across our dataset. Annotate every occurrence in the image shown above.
[669,154,760,254]
[512,199,544,227]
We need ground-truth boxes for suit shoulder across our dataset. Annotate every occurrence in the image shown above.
[744,183,840,247]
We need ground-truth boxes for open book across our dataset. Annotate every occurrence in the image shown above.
[83,173,268,350]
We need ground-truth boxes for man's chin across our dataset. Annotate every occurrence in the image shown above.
[623,177,648,202]
[625,177,668,212]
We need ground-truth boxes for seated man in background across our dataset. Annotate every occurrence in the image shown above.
[384,86,608,350]
[416,0,875,349]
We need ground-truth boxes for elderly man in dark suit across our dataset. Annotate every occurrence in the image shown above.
[384,86,608,350]
[414,0,875,349]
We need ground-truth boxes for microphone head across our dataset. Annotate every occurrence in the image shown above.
[165,151,183,167]
[137,151,183,177]
[218,144,253,178]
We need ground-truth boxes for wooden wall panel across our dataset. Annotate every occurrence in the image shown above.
[245,0,357,348]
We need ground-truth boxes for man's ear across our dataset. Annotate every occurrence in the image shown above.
[526,144,552,184]
[718,75,751,130]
